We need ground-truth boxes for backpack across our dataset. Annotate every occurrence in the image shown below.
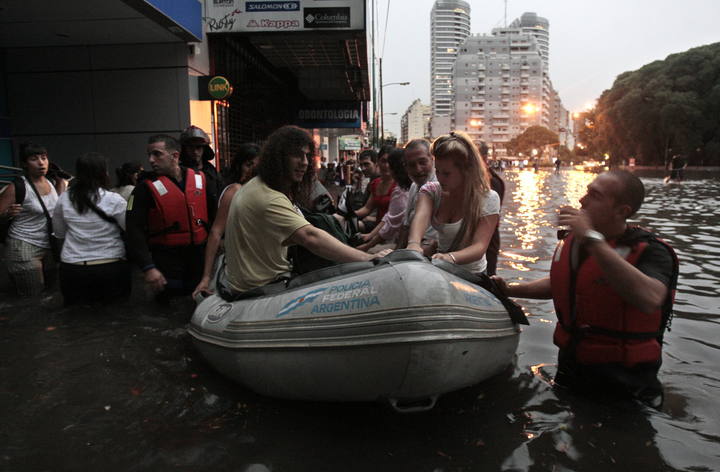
[288,207,352,275]
[0,177,26,243]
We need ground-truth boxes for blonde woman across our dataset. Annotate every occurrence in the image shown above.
[406,131,500,275]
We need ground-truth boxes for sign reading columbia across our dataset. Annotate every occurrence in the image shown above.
[303,7,350,28]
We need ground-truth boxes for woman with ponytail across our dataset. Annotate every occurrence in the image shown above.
[406,131,500,275]
[53,152,130,305]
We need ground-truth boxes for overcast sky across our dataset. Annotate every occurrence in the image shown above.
[372,0,720,137]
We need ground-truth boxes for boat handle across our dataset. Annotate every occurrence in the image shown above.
[388,395,438,413]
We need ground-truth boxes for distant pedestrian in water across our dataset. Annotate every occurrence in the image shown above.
[669,154,687,181]
[112,161,143,201]
[493,170,679,408]
[0,142,60,296]
[53,153,130,305]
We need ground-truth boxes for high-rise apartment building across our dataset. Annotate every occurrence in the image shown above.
[509,12,550,69]
[430,0,471,120]
[400,99,431,144]
[452,12,568,155]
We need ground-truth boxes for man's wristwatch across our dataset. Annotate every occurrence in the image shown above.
[583,229,605,245]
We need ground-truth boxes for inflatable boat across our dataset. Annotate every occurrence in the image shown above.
[189,250,523,412]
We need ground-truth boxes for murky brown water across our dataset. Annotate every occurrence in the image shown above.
[1,169,718,471]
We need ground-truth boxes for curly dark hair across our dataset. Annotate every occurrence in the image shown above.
[226,143,260,185]
[387,148,412,190]
[257,125,316,203]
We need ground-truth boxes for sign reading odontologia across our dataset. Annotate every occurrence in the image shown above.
[296,102,362,129]
[204,0,363,33]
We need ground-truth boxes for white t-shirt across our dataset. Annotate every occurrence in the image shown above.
[420,181,500,274]
[8,176,58,249]
[52,189,127,263]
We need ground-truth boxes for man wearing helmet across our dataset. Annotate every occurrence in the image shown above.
[180,125,222,223]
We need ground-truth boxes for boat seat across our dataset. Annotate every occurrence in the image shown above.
[287,261,375,289]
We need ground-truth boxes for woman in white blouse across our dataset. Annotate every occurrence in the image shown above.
[53,152,129,305]
[407,131,500,275]
[0,143,60,296]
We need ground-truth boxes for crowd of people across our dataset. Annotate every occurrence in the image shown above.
[0,124,678,407]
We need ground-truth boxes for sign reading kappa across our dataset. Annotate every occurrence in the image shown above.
[303,7,350,28]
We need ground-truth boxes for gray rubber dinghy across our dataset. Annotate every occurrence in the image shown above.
[189,250,523,412]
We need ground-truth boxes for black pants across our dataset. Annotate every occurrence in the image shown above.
[59,260,131,305]
[150,244,205,296]
[555,351,664,408]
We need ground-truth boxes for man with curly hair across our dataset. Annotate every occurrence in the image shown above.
[221,126,382,295]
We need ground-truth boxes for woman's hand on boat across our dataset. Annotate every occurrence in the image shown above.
[491,275,509,295]
[192,276,214,299]
[372,249,392,259]
[432,252,456,264]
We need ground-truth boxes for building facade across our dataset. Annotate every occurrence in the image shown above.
[452,12,568,156]
[430,0,471,128]
[400,99,431,144]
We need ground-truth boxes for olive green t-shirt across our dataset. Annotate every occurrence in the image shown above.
[224,177,309,292]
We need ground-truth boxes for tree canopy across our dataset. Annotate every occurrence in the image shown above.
[577,42,720,166]
[507,126,558,158]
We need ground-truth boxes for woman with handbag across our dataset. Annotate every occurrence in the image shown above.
[52,152,130,305]
[0,143,61,296]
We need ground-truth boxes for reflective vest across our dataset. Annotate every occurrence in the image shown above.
[549,228,678,367]
[145,168,208,246]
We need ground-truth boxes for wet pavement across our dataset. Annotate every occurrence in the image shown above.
[1,169,718,471]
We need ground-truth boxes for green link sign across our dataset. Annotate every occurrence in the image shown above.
[208,76,233,100]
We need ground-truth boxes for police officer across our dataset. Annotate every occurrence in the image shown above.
[179,125,221,223]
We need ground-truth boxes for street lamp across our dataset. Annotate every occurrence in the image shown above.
[380,82,410,144]
[378,57,410,145]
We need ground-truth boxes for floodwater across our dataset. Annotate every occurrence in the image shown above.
[1,169,719,471]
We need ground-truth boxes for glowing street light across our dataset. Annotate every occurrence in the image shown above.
[521,103,538,115]
[469,119,482,127]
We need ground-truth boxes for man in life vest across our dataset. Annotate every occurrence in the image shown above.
[179,126,221,224]
[126,135,210,297]
[493,170,678,407]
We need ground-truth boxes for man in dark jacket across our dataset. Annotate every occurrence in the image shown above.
[480,142,505,276]
[179,126,221,223]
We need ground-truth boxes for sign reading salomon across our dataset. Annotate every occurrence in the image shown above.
[246,1,300,12]
[205,0,363,32]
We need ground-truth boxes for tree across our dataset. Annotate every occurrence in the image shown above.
[508,126,558,158]
[591,42,720,165]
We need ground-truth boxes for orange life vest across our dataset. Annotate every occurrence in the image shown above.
[145,168,208,246]
[549,228,677,367]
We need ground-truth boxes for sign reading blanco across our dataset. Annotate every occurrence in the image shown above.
[246,1,300,11]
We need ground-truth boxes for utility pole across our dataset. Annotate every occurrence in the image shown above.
[370,0,378,148]
[379,57,384,145]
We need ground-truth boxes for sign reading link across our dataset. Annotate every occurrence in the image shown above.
[208,76,233,100]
